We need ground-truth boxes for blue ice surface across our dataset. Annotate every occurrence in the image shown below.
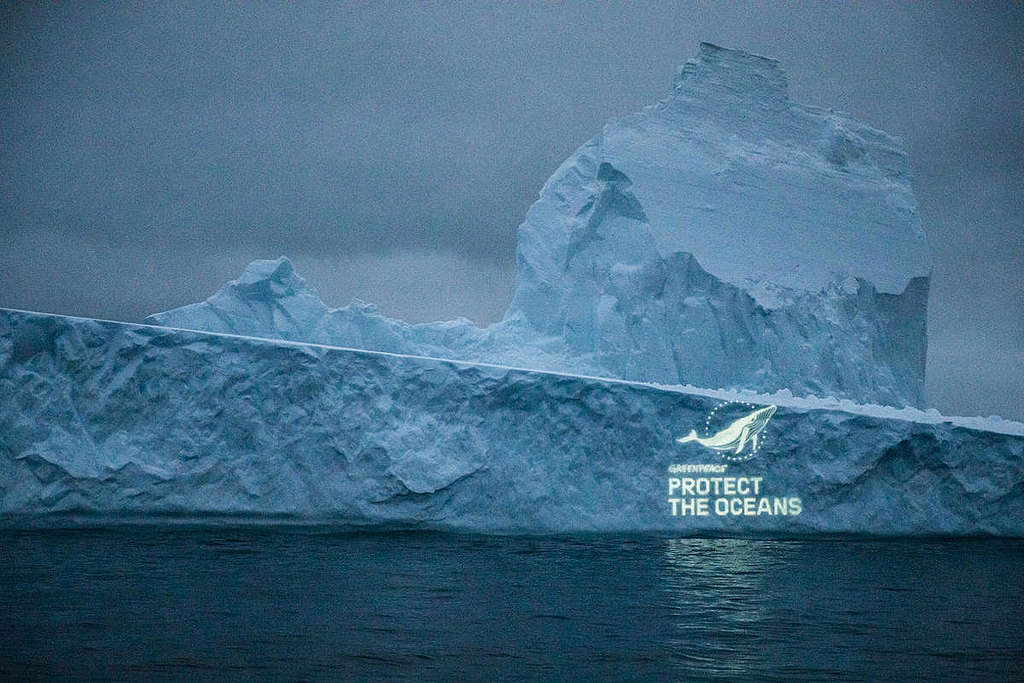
[2,308,1022,535]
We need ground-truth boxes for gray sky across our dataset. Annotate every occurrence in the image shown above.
[2,2,1022,419]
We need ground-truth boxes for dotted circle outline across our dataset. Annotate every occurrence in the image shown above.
[702,401,768,463]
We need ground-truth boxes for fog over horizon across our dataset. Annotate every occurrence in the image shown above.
[2,3,1022,419]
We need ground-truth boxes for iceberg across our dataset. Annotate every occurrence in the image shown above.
[3,44,1018,535]
[150,43,931,407]
[1,309,1022,534]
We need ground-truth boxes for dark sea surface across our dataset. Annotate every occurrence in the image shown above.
[1,528,1022,681]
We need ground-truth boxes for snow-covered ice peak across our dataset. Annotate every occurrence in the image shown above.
[673,42,789,103]
[232,256,307,296]
[147,256,329,341]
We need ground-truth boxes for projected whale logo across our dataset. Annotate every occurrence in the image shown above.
[677,404,777,460]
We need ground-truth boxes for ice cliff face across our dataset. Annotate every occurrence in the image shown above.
[508,43,931,406]
[2,309,1021,534]
[148,44,931,407]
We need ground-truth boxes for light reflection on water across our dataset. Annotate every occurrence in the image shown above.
[0,529,1021,680]
[662,538,778,677]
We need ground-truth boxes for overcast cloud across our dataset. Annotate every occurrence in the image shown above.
[1,2,1021,419]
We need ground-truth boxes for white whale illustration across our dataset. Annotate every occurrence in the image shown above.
[676,405,777,455]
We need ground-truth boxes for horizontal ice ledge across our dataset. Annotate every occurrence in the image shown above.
[2,308,1022,535]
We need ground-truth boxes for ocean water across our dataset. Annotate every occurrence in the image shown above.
[1,529,1022,680]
